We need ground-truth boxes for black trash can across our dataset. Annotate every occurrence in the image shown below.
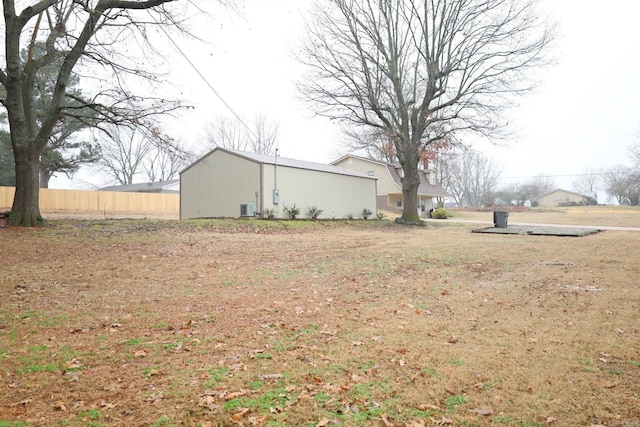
[493,211,509,228]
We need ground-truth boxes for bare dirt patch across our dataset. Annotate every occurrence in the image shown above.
[1,218,639,426]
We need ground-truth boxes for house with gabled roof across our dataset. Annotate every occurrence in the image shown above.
[99,179,180,194]
[179,148,377,219]
[537,189,597,207]
[331,154,449,216]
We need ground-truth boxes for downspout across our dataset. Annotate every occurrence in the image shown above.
[273,148,280,206]
[259,163,264,217]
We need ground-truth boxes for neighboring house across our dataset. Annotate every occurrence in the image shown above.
[180,148,377,219]
[99,179,180,194]
[537,189,597,207]
[331,154,449,215]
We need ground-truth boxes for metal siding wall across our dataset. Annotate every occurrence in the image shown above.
[181,151,260,218]
[262,163,275,213]
[265,166,376,219]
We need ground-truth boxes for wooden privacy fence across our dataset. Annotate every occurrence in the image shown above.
[0,186,179,215]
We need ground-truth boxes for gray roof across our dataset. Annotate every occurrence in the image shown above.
[100,179,179,193]
[182,147,376,180]
[386,164,450,197]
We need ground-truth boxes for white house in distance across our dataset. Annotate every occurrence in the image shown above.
[179,148,377,219]
[331,154,449,216]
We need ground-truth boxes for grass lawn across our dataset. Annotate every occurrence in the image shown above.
[0,212,639,426]
[445,205,640,228]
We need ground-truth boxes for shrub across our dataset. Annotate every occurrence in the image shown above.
[361,208,373,220]
[307,206,323,220]
[431,208,450,219]
[376,212,386,220]
[283,204,300,219]
[345,213,355,220]
[262,208,276,219]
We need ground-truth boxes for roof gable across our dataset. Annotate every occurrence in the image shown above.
[182,148,375,180]
[100,179,180,193]
[538,189,593,200]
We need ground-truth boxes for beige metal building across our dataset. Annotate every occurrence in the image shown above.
[331,155,449,215]
[180,148,377,219]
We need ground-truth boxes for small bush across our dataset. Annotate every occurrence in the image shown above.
[283,204,300,219]
[307,206,323,220]
[431,208,450,219]
[361,208,373,220]
[376,212,386,220]
[345,213,355,220]
[262,208,276,219]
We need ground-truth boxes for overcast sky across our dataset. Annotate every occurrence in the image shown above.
[55,0,640,198]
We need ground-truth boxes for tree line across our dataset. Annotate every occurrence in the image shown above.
[429,144,640,207]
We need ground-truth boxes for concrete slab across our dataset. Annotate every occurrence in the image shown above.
[471,225,602,237]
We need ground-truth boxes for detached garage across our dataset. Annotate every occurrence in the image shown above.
[180,148,377,219]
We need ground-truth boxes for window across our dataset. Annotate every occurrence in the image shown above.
[397,200,402,207]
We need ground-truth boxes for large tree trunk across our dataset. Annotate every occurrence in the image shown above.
[400,161,421,223]
[398,122,423,223]
[9,147,43,226]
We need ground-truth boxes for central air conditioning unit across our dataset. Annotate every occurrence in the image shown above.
[240,203,256,217]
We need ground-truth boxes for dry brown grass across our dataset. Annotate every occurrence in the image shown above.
[446,206,640,228]
[0,215,639,427]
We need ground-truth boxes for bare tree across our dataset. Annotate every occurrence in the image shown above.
[98,126,152,186]
[629,140,640,169]
[496,176,554,206]
[0,1,224,226]
[572,168,601,194]
[340,127,397,163]
[204,116,248,152]
[298,0,554,223]
[204,113,279,155]
[496,182,529,206]
[446,150,502,208]
[251,113,279,156]
[143,137,194,183]
[603,165,640,206]
[527,175,555,202]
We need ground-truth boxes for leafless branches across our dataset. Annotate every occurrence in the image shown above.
[1,0,226,224]
[98,125,152,185]
[301,0,553,142]
[203,113,280,156]
[298,0,555,221]
[445,150,502,207]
